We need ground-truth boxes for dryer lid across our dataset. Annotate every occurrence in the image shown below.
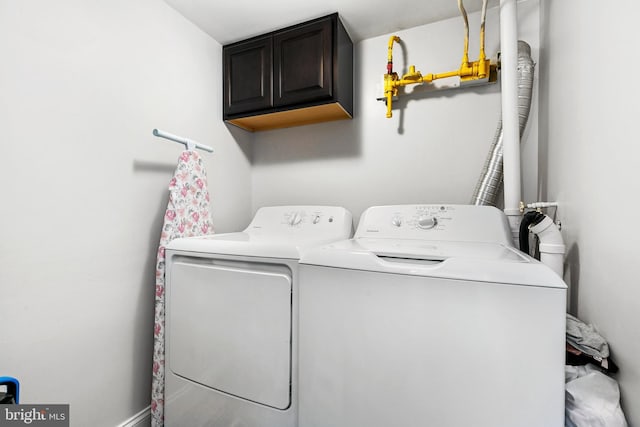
[166,206,353,259]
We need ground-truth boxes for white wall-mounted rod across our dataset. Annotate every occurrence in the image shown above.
[500,0,521,244]
[152,128,213,153]
[527,201,559,209]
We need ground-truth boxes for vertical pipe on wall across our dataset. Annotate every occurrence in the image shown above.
[470,41,534,208]
[529,216,566,278]
[500,0,522,244]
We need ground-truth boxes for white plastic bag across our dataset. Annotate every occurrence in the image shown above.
[565,364,628,427]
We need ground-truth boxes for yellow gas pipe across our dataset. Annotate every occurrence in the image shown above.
[383,0,494,118]
[384,36,401,118]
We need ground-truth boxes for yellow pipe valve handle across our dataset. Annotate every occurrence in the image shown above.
[402,65,423,81]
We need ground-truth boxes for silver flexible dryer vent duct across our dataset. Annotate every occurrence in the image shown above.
[471,40,534,206]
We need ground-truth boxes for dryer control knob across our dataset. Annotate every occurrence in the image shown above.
[417,215,437,230]
[289,212,302,226]
[391,216,402,227]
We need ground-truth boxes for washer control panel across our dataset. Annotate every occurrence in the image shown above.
[355,204,512,245]
[379,205,449,233]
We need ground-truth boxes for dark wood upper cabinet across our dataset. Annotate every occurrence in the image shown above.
[224,36,272,116]
[223,14,353,132]
[273,18,332,107]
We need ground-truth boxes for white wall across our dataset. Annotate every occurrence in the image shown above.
[0,1,252,426]
[251,1,540,223]
[540,0,639,424]
[7,1,638,426]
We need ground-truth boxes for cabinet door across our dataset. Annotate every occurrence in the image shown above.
[224,36,272,116]
[273,17,332,107]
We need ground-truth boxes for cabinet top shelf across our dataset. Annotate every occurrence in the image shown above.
[223,13,342,48]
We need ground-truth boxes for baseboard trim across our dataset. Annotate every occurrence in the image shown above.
[117,405,151,427]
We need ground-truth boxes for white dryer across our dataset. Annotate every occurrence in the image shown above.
[298,204,567,427]
[164,206,352,427]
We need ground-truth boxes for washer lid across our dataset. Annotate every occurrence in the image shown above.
[166,206,353,259]
[355,238,524,262]
[299,238,566,289]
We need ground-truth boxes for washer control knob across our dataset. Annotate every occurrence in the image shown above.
[312,215,321,224]
[391,216,402,227]
[417,215,437,230]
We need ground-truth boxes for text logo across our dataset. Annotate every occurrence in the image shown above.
[0,405,69,426]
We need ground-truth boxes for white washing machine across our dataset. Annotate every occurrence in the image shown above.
[298,204,567,427]
[164,206,352,427]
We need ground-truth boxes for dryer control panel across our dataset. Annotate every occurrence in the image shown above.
[246,206,353,240]
[355,204,512,245]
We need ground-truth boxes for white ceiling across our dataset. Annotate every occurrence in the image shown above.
[164,0,497,45]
